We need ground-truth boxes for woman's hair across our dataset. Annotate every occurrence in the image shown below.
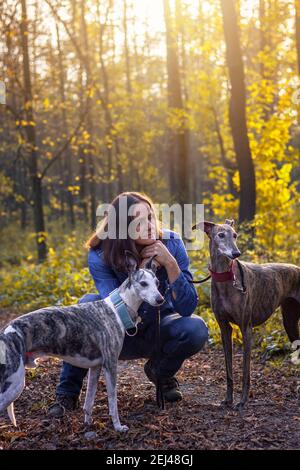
[86,192,162,272]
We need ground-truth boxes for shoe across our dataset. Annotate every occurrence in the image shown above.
[144,360,183,402]
[47,394,79,418]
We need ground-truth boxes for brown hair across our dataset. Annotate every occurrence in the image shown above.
[86,192,162,272]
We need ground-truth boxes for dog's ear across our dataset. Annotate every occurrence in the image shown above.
[224,219,235,227]
[192,221,215,236]
[124,250,139,273]
[144,254,158,273]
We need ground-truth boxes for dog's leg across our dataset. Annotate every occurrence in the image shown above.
[83,366,102,425]
[7,403,17,427]
[236,324,252,412]
[219,320,234,406]
[103,365,128,433]
[281,298,300,344]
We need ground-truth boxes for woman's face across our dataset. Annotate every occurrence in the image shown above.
[131,202,157,246]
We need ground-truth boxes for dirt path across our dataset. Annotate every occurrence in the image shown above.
[0,311,299,450]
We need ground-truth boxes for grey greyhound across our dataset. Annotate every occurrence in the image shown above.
[193,219,300,410]
[0,252,164,431]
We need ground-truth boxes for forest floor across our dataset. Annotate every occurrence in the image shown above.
[0,309,299,450]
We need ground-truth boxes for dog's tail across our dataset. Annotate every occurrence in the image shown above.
[0,332,26,427]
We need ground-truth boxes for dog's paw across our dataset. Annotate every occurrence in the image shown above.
[84,413,93,426]
[234,401,246,414]
[220,398,233,408]
[115,424,129,433]
[290,349,300,366]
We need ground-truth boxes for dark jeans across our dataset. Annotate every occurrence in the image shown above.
[56,293,209,398]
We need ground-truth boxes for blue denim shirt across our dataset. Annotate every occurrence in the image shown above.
[88,229,198,323]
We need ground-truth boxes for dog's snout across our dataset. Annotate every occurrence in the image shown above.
[156,296,164,305]
[232,250,241,259]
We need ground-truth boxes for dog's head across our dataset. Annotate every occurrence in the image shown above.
[192,219,241,260]
[124,251,164,306]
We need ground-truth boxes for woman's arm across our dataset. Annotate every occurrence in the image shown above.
[88,249,120,299]
[140,237,199,316]
[166,237,199,315]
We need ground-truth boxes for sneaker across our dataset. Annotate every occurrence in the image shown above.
[144,360,183,402]
[47,394,79,418]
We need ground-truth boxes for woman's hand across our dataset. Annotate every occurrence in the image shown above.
[139,240,175,269]
[140,241,181,293]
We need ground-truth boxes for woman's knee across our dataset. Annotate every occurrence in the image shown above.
[78,293,101,304]
[182,316,209,354]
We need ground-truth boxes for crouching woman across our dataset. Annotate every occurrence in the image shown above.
[48,191,208,416]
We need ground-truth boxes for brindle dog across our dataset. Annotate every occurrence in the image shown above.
[193,219,300,411]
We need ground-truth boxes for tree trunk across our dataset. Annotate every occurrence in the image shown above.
[123,0,141,191]
[97,0,123,200]
[211,106,238,198]
[296,1,300,76]
[175,0,191,201]
[163,0,189,206]
[123,1,132,96]
[259,0,267,79]
[70,0,88,220]
[123,0,133,186]
[17,158,28,230]
[80,0,96,228]
[20,0,47,262]
[56,23,75,228]
[220,0,256,223]
[295,0,300,187]
[78,65,88,222]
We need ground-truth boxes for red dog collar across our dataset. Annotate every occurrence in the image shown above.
[209,261,235,282]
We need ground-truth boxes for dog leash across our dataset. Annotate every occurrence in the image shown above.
[188,274,211,284]
[155,304,165,410]
[155,282,173,410]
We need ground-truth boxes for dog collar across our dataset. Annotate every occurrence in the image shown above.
[109,288,137,331]
[209,261,235,282]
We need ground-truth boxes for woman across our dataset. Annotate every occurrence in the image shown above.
[48,192,208,417]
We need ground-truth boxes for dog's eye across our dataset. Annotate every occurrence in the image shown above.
[140,281,148,287]
[218,233,225,238]
[233,233,237,239]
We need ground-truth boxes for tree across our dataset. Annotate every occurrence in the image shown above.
[80,0,96,228]
[163,0,189,206]
[220,0,256,223]
[56,23,75,228]
[20,0,47,261]
[296,1,300,76]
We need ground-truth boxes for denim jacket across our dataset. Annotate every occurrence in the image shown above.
[88,229,198,323]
